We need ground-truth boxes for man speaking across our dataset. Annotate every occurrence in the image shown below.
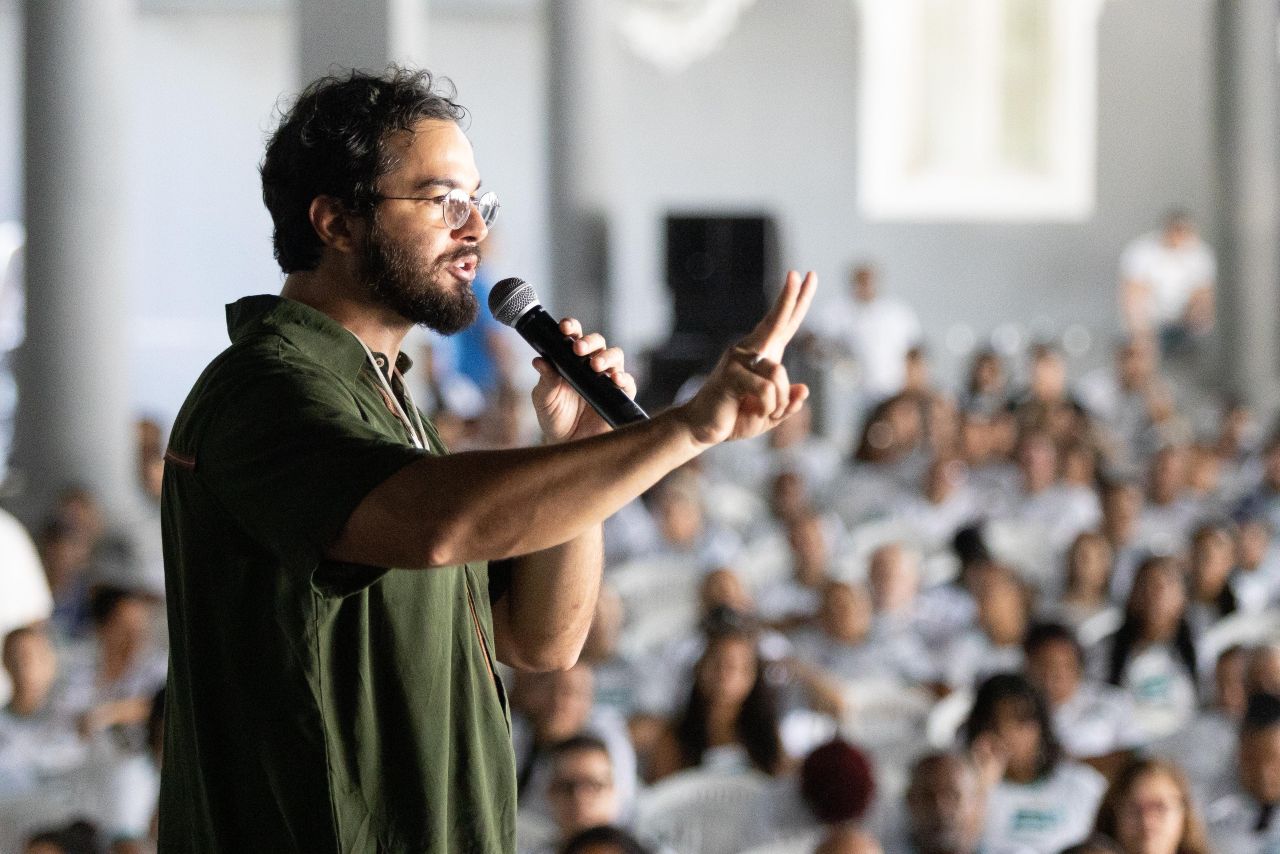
[158,67,815,853]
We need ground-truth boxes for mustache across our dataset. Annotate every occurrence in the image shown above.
[438,245,483,267]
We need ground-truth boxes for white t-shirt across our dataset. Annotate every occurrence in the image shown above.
[1110,642,1199,741]
[1150,709,1237,790]
[1052,680,1147,759]
[819,296,922,399]
[983,762,1107,854]
[1120,232,1216,327]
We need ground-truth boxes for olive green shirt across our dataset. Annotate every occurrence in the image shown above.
[158,295,516,853]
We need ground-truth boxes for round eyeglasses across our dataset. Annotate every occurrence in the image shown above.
[374,187,500,229]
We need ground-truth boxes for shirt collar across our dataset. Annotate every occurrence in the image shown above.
[225,295,414,380]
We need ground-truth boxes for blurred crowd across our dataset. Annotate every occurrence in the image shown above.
[5,212,1275,854]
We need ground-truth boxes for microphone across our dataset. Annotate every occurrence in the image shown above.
[488,278,649,428]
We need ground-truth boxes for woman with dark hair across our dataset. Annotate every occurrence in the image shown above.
[961,348,1007,417]
[1184,523,1239,636]
[649,628,786,781]
[1103,556,1199,741]
[1092,757,1211,854]
[962,673,1106,854]
[1050,532,1117,635]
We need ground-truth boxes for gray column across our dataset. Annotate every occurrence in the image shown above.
[1214,0,1280,406]
[299,0,426,83]
[10,0,136,525]
[546,0,615,333]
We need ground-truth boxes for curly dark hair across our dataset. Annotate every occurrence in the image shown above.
[260,66,467,273]
[673,629,785,776]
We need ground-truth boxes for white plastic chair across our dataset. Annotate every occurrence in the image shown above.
[634,769,773,854]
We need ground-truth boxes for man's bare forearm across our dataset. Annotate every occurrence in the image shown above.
[493,526,603,671]
[329,409,703,570]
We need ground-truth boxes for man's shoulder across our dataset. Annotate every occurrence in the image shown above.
[171,334,357,437]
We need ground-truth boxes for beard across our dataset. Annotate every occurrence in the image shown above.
[359,218,480,335]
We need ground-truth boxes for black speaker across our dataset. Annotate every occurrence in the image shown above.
[665,214,774,343]
[641,213,776,409]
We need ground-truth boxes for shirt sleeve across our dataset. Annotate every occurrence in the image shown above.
[193,356,427,574]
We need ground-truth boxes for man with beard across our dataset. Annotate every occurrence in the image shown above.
[158,68,816,853]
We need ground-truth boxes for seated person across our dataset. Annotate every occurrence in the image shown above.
[1096,556,1199,741]
[0,624,87,796]
[1201,692,1280,851]
[756,510,841,628]
[648,471,741,569]
[1184,522,1241,636]
[1045,532,1118,638]
[60,586,167,752]
[512,665,636,822]
[891,457,983,553]
[962,673,1106,854]
[1148,643,1248,791]
[939,568,1029,692]
[648,625,787,782]
[577,588,644,718]
[1091,757,1211,854]
[893,751,1034,854]
[1023,622,1144,764]
[519,736,622,854]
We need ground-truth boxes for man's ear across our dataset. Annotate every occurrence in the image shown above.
[308,195,364,255]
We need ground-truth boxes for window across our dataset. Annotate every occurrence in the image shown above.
[857,0,1105,221]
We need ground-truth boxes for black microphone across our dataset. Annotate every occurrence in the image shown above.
[488,278,649,428]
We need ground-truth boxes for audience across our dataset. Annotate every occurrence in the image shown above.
[7,246,1280,854]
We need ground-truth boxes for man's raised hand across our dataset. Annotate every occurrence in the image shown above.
[677,270,818,446]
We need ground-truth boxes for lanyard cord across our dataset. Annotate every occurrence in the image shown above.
[351,334,428,451]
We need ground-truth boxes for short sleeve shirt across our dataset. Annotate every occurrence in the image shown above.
[158,295,515,853]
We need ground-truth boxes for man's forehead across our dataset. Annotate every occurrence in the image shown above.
[383,118,479,184]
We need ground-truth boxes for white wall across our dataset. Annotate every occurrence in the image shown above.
[595,0,1217,385]
[0,0,1218,419]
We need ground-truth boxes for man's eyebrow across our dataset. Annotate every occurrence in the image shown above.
[409,176,484,192]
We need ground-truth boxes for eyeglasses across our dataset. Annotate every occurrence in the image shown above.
[549,777,610,797]
[374,187,500,229]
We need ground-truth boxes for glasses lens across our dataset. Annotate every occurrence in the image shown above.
[442,189,470,229]
[477,191,500,226]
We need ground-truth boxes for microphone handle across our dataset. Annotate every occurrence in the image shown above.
[514,305,649,428]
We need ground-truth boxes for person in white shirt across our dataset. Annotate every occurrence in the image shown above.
[993,431,1101,556]
[756,511,841,628]
[1046,532,1120,643]
[818,264,923,402]
[1092,756,1213,854]
[939,569,1030,692]
[0,625,87,798]
[517,735,624,854]
[1023,623,1145,763]
[1136,445,1203,556]
[1119,211,1216,350]
[511,664,638,825]
[890,751,1035,854]
[1097,556,1200,742]
[1202,693,1280,853]
[893,457,984,553]
[1150,644,1246,791]
[962,673,1107,854]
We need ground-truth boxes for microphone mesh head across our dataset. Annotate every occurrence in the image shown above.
[488,277,540,327]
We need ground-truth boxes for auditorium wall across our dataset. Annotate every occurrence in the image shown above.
[0,0,1215,418]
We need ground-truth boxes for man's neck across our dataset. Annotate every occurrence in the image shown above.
[280,270,412,368]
